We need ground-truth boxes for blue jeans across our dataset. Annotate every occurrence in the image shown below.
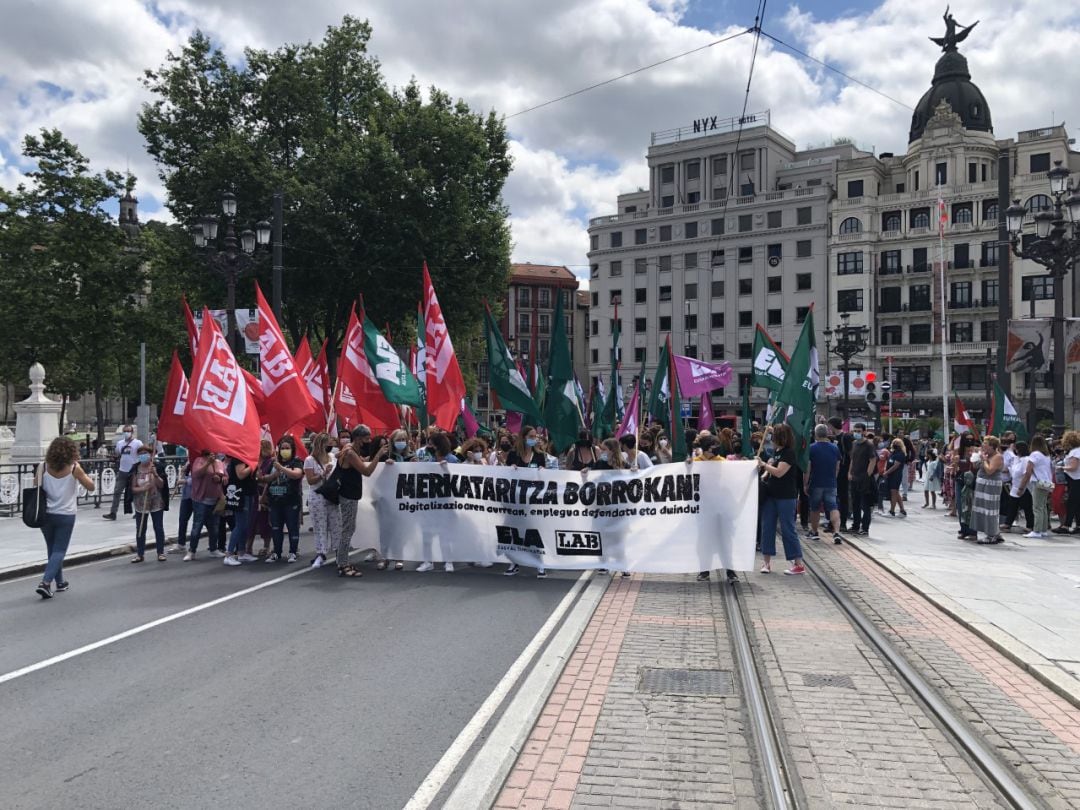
[177,497,193,545]
[269,501,300,556]
[135,510,165,557]
[228,508,250,555]
[759,497,802,562]
[808,486,838,514]
[188,500,220,552]
[41,513,76,585]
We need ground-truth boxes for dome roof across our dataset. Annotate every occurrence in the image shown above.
[909,49,992,143]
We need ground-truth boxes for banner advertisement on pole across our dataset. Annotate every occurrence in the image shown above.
[1005,319,1051,372]
[1065,318,1080,370]
[361,461,758,573]
[193,308,229,339]
[233,309,260,355]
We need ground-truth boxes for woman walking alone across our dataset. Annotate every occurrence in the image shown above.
[36,436,96,599]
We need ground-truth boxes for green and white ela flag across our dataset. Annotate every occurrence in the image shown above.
[362,313,423,407]
[543,292,582,454]
[773,307,818,468]
[990,378,1028,440]
[484,305,543,424]
[751,324,787,394]
[647,340,671,430]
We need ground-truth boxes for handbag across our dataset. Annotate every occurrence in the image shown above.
[314,460,342,505]
[22,464,48,528]
[1035,479,1055,493]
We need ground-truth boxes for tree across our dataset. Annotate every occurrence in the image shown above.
[0,130,145,442]
[138,17,512,383]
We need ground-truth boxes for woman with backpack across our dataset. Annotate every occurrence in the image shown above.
[35,436,96,599]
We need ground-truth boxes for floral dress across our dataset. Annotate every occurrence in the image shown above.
[942,451,956,505]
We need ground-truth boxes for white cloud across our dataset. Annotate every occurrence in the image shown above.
[1,0,1078,272]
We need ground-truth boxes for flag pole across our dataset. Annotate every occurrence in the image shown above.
[326,379,340,434]
[938,192,951,448]
[633,375,642,471]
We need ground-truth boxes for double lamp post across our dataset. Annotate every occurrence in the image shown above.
[823,311,869,422]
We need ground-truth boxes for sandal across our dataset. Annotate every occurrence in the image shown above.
[376,560,387,571]
[337,564,363,578]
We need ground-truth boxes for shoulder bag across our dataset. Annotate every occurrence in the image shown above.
[22,464,48,528]
[314,459,342,505]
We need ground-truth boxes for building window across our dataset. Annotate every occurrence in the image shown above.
[684,252,698,269]
[767,243,782,260]
[710,344,725,360]
[687,192,701,206]
[713,156,727,176]
[739,278,752,296]
[685,283,698,300]
[685,222,698,239]
[895,365,931,390]
[909,324,931,344]
[880,325,902,345]
[610,260,622,277]
[768,276,782,293]
[738,214,752,233]
[1022,275,1055,300]
[981,321,998,342]
[635,228,647,245]
[953,364,987,390]
[591,349,599,364]
[796,240,811,258]
[953,204,973,224]
[911,208,930,229]
[1030,153,1051,173]
[608,319,621,335]
[539,313,550,333]
[950,321,973,342]
[1025,194,1052,213]
[713,186,728,200]
[837,252,864,275]
[711,218,725,236]
[910,284,931,311]
[635,288,647,304]
[590,264,599,279]
[935,162,947,185]
[610,232,623,248]
[739,311,752,327]
[881,250,902,274]
[659,285,672,302]
[796,273,812,291]
[981,241,998,267]
[796,306,809,324]
[912,247,928,272]
[968,162,978,183]
[982,200,998,222]
[839,217,862,234]
[914,170,920,191]
[880,287,901,312]
[590,320,598,336]
[883,212,901,232]
[518,313,531,333]
[659,255,672,272]
[738,342,752,359]
[660,165,675,184]
[634,347,646,363]
[796,207,811,225]
[837,289,863,312]
[685,313,698,330]
[711,312,725,328]
[711,249,726,267]
[847,180,864,198]
[953,243,970,269]
[609,290,622,305]
[950,281,972,308]
[686,161,701,180]
[635,317,647,333]
[635,257,647,275]
[895,183,905,194]
[590,235,598,251]
[711,280,725,298]
[659,315,671,331]
[981,278,999,305]
[740,152,754,171]
[738,246,753,264]
[661,195,674,208]
[518,287,531,307]
[659,225,672,242]
[591,292,598,307]
[767,309,781,326]
[767,210,782,229]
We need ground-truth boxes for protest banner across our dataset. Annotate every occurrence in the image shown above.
[361,460,758,573]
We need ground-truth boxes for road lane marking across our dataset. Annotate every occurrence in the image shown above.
[0,565,315,685]
[402,571,593,810]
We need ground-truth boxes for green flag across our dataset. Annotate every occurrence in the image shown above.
[532,354,547,412]
[666,337,689,462]
[989,378,1027,440]
[648,340,671,430]
[543,292,581,454]
[590,379,609,438]
[413,303,429,428]
[741,384,754,458]
[773,307,819,468]
[363,312,423,407]
[483,305,543,424]
[751,324,788,394]
[602,312,623,429]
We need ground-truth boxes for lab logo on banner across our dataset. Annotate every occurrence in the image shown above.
[555,530,603,556]
[495,525,545,555]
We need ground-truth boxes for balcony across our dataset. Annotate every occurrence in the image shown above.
[836,232,865,243]
[909,302,932,312]
[952,259,974,270]
[586,186,824,227]
[877,265,903,275]
[881,229,904,240]
[840,197,865,207]
[908,264,930,274]
[947,299,973,309]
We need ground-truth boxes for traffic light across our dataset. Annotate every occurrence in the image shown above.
[865,381,878,404]
[880,380,892,405]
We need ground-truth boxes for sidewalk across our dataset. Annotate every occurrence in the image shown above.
[842,476,1080,703]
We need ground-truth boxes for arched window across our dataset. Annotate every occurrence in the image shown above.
[1026,194,1052,213]
[883,214,901,232]
[983,201,998,222]
[912,211,930,229]
[839,217,862,234]
[955,206,973,224]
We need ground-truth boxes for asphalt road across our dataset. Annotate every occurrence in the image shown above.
[0,553,578,809]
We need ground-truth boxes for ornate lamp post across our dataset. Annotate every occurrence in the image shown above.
[1004,160,1080,435]
[822,311,869,422]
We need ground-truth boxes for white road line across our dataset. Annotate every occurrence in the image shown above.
[0,565,315,685]
[402,571,593,810]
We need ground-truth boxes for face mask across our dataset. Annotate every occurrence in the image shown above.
[599,452,610,463]
[853,432,863,441]
[471,452,483,462]
[279,449,293,461]
[526,437,538,448]
[124,431,133,439]
[659,439,669,448]
[500,443,512,451]
[394,441,407,452]
[216,453,226,461]
[137,453,151,464]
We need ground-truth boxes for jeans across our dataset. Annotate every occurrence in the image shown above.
[109,468,131,516]
[269,500,300,555]
[1032,486,1051,533]
[1004,490,1034,530]
[213,512,234,552]
[188,500,220,552]
[1065,478,1080,528]
[849,480,874,533]
[177,497,193,546]
[759,497,802,561]
[227,508,250,555]
[41,513,76,585]
[134,510,165,557]
[808,487,839,514]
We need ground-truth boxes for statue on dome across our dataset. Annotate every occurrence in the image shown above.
[930,6,979,52]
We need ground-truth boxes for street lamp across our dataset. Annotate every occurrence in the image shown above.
[1004,159,1080,436]
[822,311,869,425]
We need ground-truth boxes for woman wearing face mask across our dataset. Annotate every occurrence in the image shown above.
[654,434,673,464]
[461,438,488,465]
[757,424,806,576]
[130,449,169,563]
[304,433,340,569]
[389,429,414,462]
[589,438,626,470]
[567,429,597,471]
[261,436,305,563]
[335,425,390,576]
[496,433,514,465]
[506,426,547,469]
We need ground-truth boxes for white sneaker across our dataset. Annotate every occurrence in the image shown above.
[287,553,298,564]
[210,550,226,558]
[1023,531,1042,538]
[183,552,195,561]
[166,544,184,554]
[223,556,241,566]
[416,562,434,572]
[311,554,324,569]
[363,552,375,562]
[238,554,257,562]
[537,569,547,578]
[444,562,455,573]
[265,553,280,563]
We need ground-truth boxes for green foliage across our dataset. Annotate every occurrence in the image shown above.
[138,17,513,380]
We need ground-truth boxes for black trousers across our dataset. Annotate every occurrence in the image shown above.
[1065,478,1080,528]
[836,465,850,527]
[1003,490,1034,530]
[849,480,874,532]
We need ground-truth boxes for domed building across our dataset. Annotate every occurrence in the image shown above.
[826,11,1080,428]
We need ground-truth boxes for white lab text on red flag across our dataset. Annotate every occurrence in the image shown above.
[256,283,317,439]
[157,350,195,449]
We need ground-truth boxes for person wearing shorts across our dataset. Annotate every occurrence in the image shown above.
[806,424,845,545]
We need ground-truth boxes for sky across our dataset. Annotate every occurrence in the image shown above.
[2,0,1079,282]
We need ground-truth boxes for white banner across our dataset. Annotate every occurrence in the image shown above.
[1066,318,1080,371]
[1006,319,1051,372]
[362,461,759,573]
[234,308,261,355]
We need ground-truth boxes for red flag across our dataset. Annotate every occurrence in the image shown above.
[256,283,318,440]
[953,392,979,439]
[157,350,197,449]
[182,297,199,359]
[422,263,467,430]
[295,336,332,431]
[186,309,261,465]
[337,305,400,431]
[241,368,267,417]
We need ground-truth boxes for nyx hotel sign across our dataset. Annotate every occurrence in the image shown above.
[692,114,756,133]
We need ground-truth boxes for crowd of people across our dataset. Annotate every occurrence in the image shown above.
[30,415,1080,600]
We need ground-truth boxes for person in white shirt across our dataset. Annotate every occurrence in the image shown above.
[619,435,653,470]
[104,425,142,520]
[36,436,96,598]
[1018,435,1054,538]
[1056,430,1080,534]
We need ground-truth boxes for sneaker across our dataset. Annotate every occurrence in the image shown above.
[1023,531,1043,539]
[287,553,298,564]
[833,534,845,545]
[102,513,116,520]
[36,582,53,599]
[806,531,820,541]
[620,571,631,578]
[265,553,280,563]
[444,562,455,573]
[1052,526,1071,534]
[759,562,771,574]
[183,552,195,561]
[55,581,69,592]
[223,556,241,566]
[363,552,375,562]
[238,554,258,562]
[726,570,739,584]
[503,564,519,576]
[696,571,711,581]
[416,562,434,573]
[210,550,226,558]
[537,569,547,579]
[784,563,807,576]
[165,543,183,554]
[311,554,325,569]
[898,511,908,518]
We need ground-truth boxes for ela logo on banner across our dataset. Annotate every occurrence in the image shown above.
[555,530,603,556]
[496,525,544,555]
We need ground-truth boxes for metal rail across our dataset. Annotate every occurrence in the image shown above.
[804,558,1046,810]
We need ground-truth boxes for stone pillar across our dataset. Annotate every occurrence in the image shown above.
[10,363,62,465]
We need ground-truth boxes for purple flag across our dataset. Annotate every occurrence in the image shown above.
[616,383,640,438]
[505,410,524,434]
[673,355,734,397]
[698,394,714,431]
[460,398,479,438]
